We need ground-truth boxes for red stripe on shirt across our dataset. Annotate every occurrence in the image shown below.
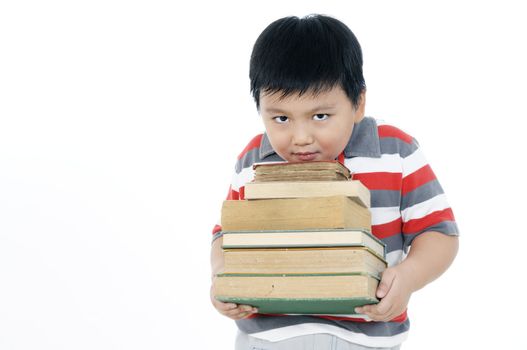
[378,125,413,144]
[353,172,402,191]
[253,310,408,323]
[403,208,455,234]
[212,224,222,235]
[318,310,408,323]
[238,134,263,160]
[316,315,370,322]
[226,185,245,200]
[227,186,240,200]
[372,217,402,239]
[402,165,436,195]
[338,152,345,165]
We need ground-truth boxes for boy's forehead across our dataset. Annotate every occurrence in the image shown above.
[260,87,347,112]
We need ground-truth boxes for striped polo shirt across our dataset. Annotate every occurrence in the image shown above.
[212,116,459,348]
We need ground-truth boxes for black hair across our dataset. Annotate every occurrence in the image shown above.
[250,14,366,109]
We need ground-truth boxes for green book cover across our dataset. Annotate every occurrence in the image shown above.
[215,296,379,315]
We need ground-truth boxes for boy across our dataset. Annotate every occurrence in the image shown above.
[211,14,459,349]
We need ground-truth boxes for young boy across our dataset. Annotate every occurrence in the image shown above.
[210,14,459,350]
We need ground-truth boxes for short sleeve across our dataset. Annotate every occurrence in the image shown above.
[400,138,459,252]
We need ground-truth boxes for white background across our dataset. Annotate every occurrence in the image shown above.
[1,1,526,349]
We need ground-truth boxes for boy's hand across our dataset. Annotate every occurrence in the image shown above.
[210,281,258,320]
[355,232,459,322]
[354,265,412,322]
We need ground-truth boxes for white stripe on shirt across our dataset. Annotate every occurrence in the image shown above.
[248,322,409,348]
[401,194,450,223]
[346,154,403,174]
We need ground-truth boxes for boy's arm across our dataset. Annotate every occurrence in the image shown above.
[355,231,459,322]
[210,236,258,320]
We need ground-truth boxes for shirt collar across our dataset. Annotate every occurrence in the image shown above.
[259,116,382,160]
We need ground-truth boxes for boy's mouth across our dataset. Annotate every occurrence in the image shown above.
[293,152,319,161]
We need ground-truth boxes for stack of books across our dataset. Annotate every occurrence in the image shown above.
[214,161,387,315]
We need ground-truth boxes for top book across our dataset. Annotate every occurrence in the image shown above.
[253,161,351,182]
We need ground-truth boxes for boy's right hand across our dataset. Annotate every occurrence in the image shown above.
[210,282,258,320]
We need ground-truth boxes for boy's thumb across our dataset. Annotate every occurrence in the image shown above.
[376,268,396,299]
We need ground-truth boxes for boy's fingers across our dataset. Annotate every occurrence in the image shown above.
[210,284,258,320]
[237,312,251,319]
[371,306,395,322]
[220,303,238,311]
[238,307,259,319]
[371,298,392,316]
[224,305,257,318]
[357,308,383,321]
[356,298,393,321]
[355,268,398,318]
[234,305,257,316]
[226,304,246,313]
[377,268,396,299]
[240,305,255,312]
[212,298,238,311]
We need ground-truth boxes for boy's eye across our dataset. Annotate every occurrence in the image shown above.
[273,116,289,123]
[313,113,330,121]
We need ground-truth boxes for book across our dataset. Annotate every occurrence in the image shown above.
[222,229,385,259]
[221,195,371,232]
[253,161,351,182]
[244,180,370,208]
[222,247,387,276]
[217,160,380,316]
[214,273,379,315]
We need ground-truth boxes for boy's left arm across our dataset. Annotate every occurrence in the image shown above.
[355,231,459,322]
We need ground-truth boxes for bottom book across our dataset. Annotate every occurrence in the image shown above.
[214,273,379,315]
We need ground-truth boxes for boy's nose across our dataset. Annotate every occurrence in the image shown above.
[292,126,314,146]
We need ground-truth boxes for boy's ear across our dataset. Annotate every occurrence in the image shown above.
[354,91,366,123]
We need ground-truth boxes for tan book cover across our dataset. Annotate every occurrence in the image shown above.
[223,247,387,277]
[244,180,370,208]
[221,196,371,232]
[214,273,378,300]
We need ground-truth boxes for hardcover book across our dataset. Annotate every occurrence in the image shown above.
[244,180,370,208]
[214,273,379,315]
[223,247,387,277]
[221,196,371,232]
[221,229,385,259]
[253,160,351,182]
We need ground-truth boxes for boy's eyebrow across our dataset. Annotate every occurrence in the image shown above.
[263,104,337,115]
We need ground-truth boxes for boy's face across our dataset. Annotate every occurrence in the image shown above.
[260,86,365,162]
